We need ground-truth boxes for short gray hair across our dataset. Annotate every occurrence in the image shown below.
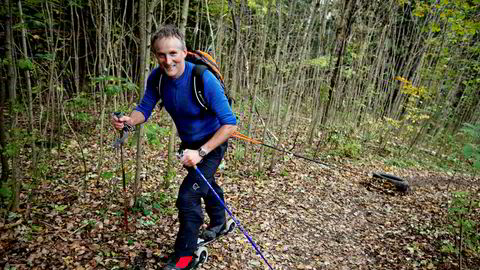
[151,25,186,52]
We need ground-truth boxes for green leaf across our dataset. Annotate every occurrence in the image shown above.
[36,53,55,61]
[18,58,34,70]
[440,242,457,254]
[124,82,138,91]
[4,142,21,157]
[474,159,480,170]
[101,171,114,180]
[105,84,122,96]
[54,204,68,212]
[305,56,330,68]
[31,225,43,232]
[0,187,12,199]
[463,144,474,158]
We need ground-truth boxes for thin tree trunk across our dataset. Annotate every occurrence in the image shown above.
[246,0,270,160]
[269,0,319,171]
[203,0,215,50]
[134,0,148,201]
[258,0,286,169]
[71,3,80,94]
[44,1,58,153]
[18,0,38,166]
[228,0,241,105]
[179,0,189,34]
[307,68,324,145]
[18,0,39,218]
[7,0,17,116]
[215,0,226,64]
[6,0,19,211]
[0,67,8,184]
[147,0,162,53]
[322,0,358,125]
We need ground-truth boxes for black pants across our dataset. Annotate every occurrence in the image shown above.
[174,140,227,257]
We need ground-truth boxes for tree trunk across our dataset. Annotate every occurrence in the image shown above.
[7,0,17,115]
[215,0,226,65]
[0,68,8,184]
[228,0,241,105]
[6,0,19,211]
[258,0,286,169]
[322,0,358,125]
[134,0,148,201]
[245,0,271,161]
[203,0,216,51]
[269,0,320,171]
[179,0,189,34]
[70,3,80,94]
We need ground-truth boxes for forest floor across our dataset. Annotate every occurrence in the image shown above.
[1,120,480,270]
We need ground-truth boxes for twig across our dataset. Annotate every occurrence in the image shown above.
[37,220,67,241]
[254,104,278,142]
[0,219,23,230]
[38,220,60,230]
[71,223,89,235]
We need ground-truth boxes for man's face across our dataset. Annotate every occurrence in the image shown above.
[153,37,187,79]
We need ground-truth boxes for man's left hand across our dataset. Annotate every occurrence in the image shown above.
[180,149,203,167]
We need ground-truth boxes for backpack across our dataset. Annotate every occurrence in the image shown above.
[156,50,232,112]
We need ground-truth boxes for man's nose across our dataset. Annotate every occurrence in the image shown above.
[165,55,173,64]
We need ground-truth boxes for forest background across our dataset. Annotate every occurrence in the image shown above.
[1,0,479,269]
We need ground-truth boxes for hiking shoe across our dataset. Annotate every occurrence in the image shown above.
[199,221,227,242]
[163,254,195,270]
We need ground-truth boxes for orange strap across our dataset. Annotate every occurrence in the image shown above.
[231,131,263,145]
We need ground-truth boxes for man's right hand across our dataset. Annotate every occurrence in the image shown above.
[111,113,132,131]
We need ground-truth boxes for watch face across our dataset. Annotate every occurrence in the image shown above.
[199,148,207,157]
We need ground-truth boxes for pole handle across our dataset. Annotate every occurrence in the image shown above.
[113,112,135,133]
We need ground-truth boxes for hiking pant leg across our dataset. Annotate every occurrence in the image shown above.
[204,179,226,227]
[174,141,227,256]
[174,173,203,257]
[204,142,228,227]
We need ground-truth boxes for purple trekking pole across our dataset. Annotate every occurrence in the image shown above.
[194,166,274,270]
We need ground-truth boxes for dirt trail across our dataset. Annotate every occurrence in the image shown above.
[203,161,479,269]
[1,154,478,269]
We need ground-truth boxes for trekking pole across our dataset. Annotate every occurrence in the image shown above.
[231,131,331,168]
[112,112,135,232]
[119,134,128,232]
[194,166,274,270]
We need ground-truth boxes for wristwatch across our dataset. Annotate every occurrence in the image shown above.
[198,147,207,158]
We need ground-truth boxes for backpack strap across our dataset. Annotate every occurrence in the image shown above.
[156,65,211,112]
[193,64,209,112]
[155,71,164,109]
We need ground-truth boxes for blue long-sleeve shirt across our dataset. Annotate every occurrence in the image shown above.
[135,61,236,144]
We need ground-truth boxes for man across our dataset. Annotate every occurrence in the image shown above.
[112,25,237,270]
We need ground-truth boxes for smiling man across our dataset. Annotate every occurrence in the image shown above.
[111,25,237,270]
